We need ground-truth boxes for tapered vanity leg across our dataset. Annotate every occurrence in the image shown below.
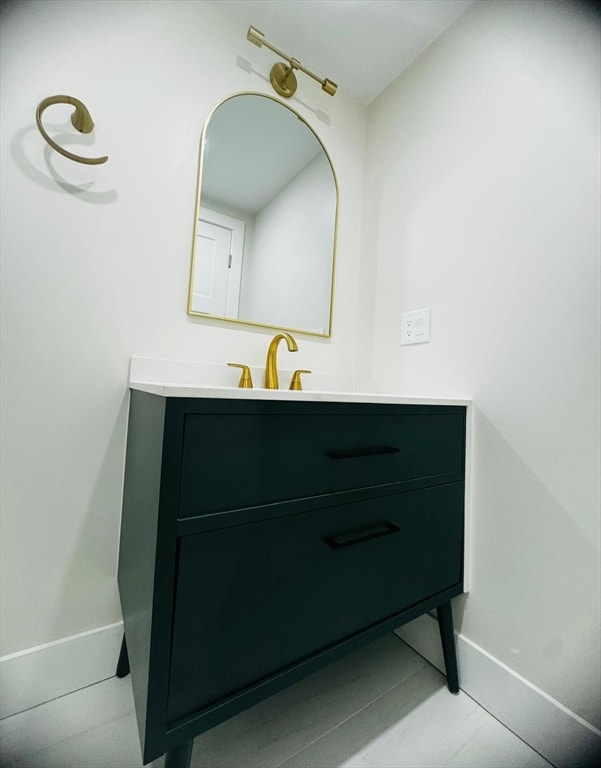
[437,601,459,694]
[116,634,130,678]
[164,739,194,768]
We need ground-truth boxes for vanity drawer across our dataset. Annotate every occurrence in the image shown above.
[167,482,463,723]
[178,406,465,517]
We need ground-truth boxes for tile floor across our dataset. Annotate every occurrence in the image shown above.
[0,634,554,768]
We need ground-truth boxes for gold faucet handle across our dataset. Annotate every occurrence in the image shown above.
[289,369,312,391]
[227,363,254,389]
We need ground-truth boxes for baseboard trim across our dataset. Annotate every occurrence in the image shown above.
[0,621,123,720]
[3,616,599,768]
[395,615,601,768]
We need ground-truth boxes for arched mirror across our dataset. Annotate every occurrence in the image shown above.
[187,93,338,337]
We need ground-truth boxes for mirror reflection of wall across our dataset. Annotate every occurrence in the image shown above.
[188,93,338,337]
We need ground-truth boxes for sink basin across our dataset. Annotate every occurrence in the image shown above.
[128,357,471,407]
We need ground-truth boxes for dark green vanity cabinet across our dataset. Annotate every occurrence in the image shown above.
[118,391,467,767]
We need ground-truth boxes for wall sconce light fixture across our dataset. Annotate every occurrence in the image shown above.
[247,26,337,99]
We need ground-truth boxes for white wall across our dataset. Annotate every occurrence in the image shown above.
[0,0,366,656]
[2,0,599,742]
[359,0,600,728]
[244,152,335,332]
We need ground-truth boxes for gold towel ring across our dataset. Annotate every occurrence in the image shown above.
[36,95,108,165]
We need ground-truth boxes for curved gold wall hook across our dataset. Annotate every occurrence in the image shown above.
[36,95,108,165]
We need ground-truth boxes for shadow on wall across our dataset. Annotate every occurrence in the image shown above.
[456,406,601,729]
[234,55,332,126]
[10,124,118,203]
[50,392,129,642]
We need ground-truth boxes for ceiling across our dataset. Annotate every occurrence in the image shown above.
[202,94,325,213]
[208,0,474,104]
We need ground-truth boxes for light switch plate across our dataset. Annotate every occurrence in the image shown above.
[401,308,431,345]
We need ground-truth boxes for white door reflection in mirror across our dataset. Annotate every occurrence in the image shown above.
[191,209,244,317]
[187,93,338,337]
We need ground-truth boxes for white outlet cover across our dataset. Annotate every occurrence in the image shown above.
[401,308,431,345]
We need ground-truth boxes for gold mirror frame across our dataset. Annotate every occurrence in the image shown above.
[187,92,338,338]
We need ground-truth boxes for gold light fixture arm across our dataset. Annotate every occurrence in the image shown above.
[36,95,108,165]
[247,26,337,98]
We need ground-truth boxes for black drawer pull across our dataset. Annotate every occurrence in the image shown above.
[326,445,400,460]
[325,521,400,550]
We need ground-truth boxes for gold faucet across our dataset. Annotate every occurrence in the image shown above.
[264,333,298,389]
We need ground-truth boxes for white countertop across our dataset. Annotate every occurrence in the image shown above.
[130,380,470,406]
[129,358,471,406]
